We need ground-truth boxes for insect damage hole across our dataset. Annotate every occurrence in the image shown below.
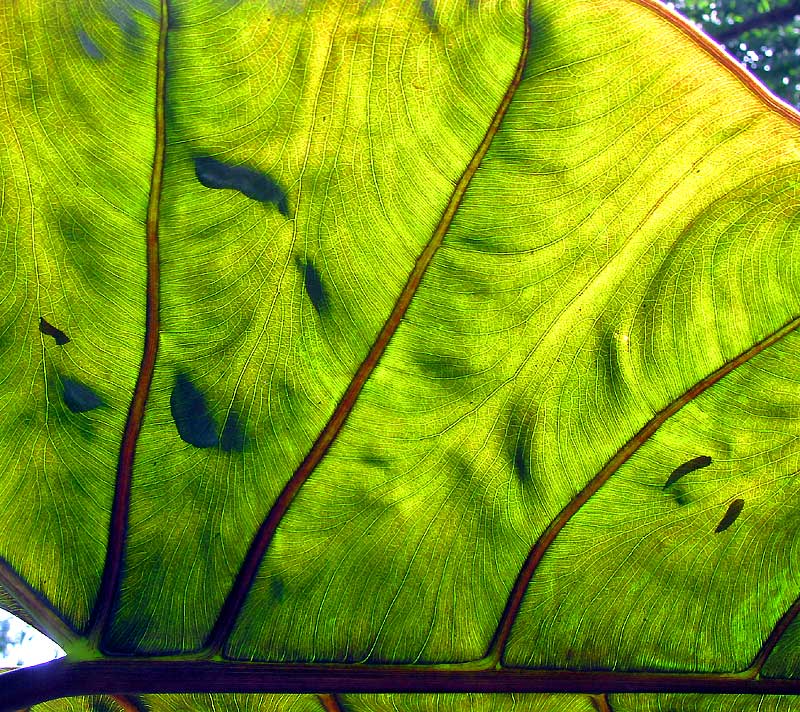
[194,155,288,215]
[715,498,745,533]
[39,317,69,345]
[664,455,712,488]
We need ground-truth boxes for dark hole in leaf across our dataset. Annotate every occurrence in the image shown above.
[62,377,104,413]
[39,317,69,345]
[220,411,245,452]
[76,29,103,60]
[170,373,219,448]
[715,498,745,533]
[296,258,328,314]
[664,455,712,488]
[194,156,288,215]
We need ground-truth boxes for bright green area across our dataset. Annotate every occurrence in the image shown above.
[613,694,800,710]
[32,693,800,712]
[36,693,598,712]
[1,0,800,709]
[0,0,156,627]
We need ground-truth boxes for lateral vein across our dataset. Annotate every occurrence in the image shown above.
[0,557,79,648]
[87,0,169,645]
[203,1,534,655]
[485,313,800,664]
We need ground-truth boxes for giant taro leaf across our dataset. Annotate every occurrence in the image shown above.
[1,0,800,710]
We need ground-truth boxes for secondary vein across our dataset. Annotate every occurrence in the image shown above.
[203,2,534,655]
[0,558,79,648]
[747,588,800,676]
[485,313,800,665]
[87,0,169,645]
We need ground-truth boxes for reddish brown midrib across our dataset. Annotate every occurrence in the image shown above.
[87,0,169,644]
[5,656,800,710]
[203,3,533,656]
[486,314,800,664]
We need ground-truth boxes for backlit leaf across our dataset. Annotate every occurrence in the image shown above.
[1,0,799,709]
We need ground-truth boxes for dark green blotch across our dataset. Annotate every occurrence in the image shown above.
[664,455,712,489]
[107,3,141,41]
[670,484,691,507]
[715,498,744,533]
[194,156,288,215]
[39,317,69,345]
[513,442,531,484]
[128,0,159,20]
[170,373,219,448]
[77,29,103,60]
[220,411,245,452]
[362,453,390,471]
[420,0,438,30]
[270,577,285,603]
[62,377,103,413]
[296,258,327,313]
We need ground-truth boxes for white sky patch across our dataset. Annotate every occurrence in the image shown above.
[0,608,64,667]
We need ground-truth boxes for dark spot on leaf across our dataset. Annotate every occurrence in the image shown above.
[664,455,712,489]
[296,258,328,313]
[62,377,103,413]
[420,0,438,30]
[715,498,744,533]
[39,317,69,345]
[415,349,471,385]
[194,156,288,215]
[220,411,245,452]
[670,485,691,507]
[125,0,159,19]
[362,453,390,471]
[513,441,531,484]
[170,373,219,448]
[107,2,141,41]
[270,577,285,603]
[597,328,626,396]
[77,29,103,60]
[505,415,536,487]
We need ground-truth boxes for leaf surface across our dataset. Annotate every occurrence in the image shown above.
[1,0,800,709]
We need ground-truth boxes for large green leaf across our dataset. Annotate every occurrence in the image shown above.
[1,0,800,709]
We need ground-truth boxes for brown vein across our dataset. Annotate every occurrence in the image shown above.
[202,1,533,656]
[112,694,148,712]
[87,0,169,645]
[591,693,613,712]
[318,693,345,712]
[635,0,800,126]
[746,591,800,676]
[485,314,800,664]
[0,558,78,648]
[4,657,800,708]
